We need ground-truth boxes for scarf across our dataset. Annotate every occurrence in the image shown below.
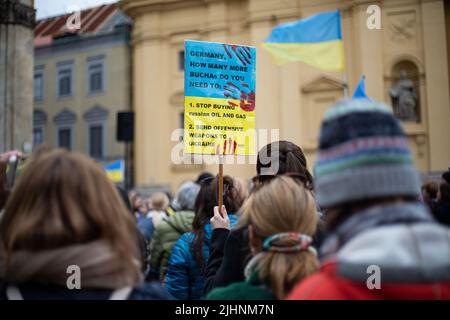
[0,240,142,289]
[320,201,434,261]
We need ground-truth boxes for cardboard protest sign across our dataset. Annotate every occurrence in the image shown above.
[183,40,256,156]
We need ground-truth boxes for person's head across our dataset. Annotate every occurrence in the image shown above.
[191,175,247,267]
[256,141,313,190]
[314,99,421,231]
[242,176,319,299]
[421,182,439,202]
[196,171,213,184]
[150,192,170,211]
[130,191,144,211]
[171,180,200,212]
[0,149,141,280]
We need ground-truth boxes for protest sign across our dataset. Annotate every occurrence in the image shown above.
[183,40,256,156]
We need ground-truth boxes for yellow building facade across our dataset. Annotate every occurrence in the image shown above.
[120,0,450,191]
[33,4,132,167]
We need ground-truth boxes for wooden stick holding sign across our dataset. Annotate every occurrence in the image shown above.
[218,156,223,216]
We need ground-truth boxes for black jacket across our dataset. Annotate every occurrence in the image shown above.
[0,282,167,300]
[433,201,450,227]
[203,226,250,295]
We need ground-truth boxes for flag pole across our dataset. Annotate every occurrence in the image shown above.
[343,72,349,98]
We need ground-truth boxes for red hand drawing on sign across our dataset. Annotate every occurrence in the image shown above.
[215,137,237,156]
[223,81,255,112]
[223,44,252,66]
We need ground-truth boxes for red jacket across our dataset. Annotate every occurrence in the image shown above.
[288,222,450,300]
[288,261,450,300]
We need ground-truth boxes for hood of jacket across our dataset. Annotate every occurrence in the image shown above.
[335,222,450,286]
[166,210,195,234]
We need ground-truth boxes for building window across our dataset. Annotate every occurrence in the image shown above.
[89,124,104,159]
[88,63,104,93]
[33,109,47,149]
[83,105,108,159]
[58,127,72,150]
[57,66,73,97]
[178,50,185,71]
[33,127,44,147]
[34,73,44,101]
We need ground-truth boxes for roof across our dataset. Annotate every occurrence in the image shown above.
[34,3,130,48]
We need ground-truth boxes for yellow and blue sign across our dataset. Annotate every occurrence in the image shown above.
[104,160,124,183]
[262,10,345,72]
[184,40,256,156]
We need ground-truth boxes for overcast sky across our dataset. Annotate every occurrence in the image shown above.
[35,0,118,20]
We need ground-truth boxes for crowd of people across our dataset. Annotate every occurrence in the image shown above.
[0,98,449,300]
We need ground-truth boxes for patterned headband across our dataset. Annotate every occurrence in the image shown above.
[262,232,316,255]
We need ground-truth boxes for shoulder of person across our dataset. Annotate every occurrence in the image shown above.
[207,281,274,300]
[286,262,343,300]
[129,281,168,300]
[228,225,248,243]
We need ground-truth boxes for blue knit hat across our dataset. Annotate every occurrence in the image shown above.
[314,99,421,208]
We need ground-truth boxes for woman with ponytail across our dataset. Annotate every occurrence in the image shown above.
[207,176,319,299]
[203,141,321,295]
[164,175,246,300]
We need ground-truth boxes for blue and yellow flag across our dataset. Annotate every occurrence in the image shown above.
[104,160,124,183]
[262,10,345,71]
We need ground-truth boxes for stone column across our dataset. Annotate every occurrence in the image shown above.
[0,0,36,153]
[421,0,450,170]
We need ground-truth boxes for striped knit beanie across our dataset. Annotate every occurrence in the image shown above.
[314,99,421,208]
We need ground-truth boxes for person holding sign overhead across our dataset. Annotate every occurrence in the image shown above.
[164,175,246,300]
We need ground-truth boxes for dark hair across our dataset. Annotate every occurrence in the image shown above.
[256,141,313,189]
[191,175,246,268]
[442,169,450,184]
[422,181,439,200]
[439,182,450,202]
[196,172,214,184]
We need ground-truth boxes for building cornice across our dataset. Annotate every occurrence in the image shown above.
[119,0,220,19]
[35,27,131,58]
[0,0,36,29]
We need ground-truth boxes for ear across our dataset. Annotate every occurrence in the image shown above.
[248,225,263,254]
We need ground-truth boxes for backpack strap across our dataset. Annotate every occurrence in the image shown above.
[109,287,133,300]
[6,286,23,300]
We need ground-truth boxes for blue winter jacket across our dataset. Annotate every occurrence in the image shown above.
[164,214,238,300]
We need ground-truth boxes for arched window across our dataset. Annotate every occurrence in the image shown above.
[389,60,421,123]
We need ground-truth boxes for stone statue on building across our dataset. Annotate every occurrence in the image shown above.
[389,70,419,123]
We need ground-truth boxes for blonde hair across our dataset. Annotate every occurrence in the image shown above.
[0,149,141,279]
[150,192,169,211]
[242,176,319,299]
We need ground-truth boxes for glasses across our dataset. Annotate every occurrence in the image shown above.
[251,172,313,192]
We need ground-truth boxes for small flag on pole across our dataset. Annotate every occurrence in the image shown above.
[352,75,371,100]
[104,160,124,183]
[262,10,345,72]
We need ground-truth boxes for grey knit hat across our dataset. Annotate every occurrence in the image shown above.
[171,180,200,211]
[314,99,421,208]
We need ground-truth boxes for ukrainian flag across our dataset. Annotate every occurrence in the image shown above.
[262,10,345,72]
[104,160,124,183]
